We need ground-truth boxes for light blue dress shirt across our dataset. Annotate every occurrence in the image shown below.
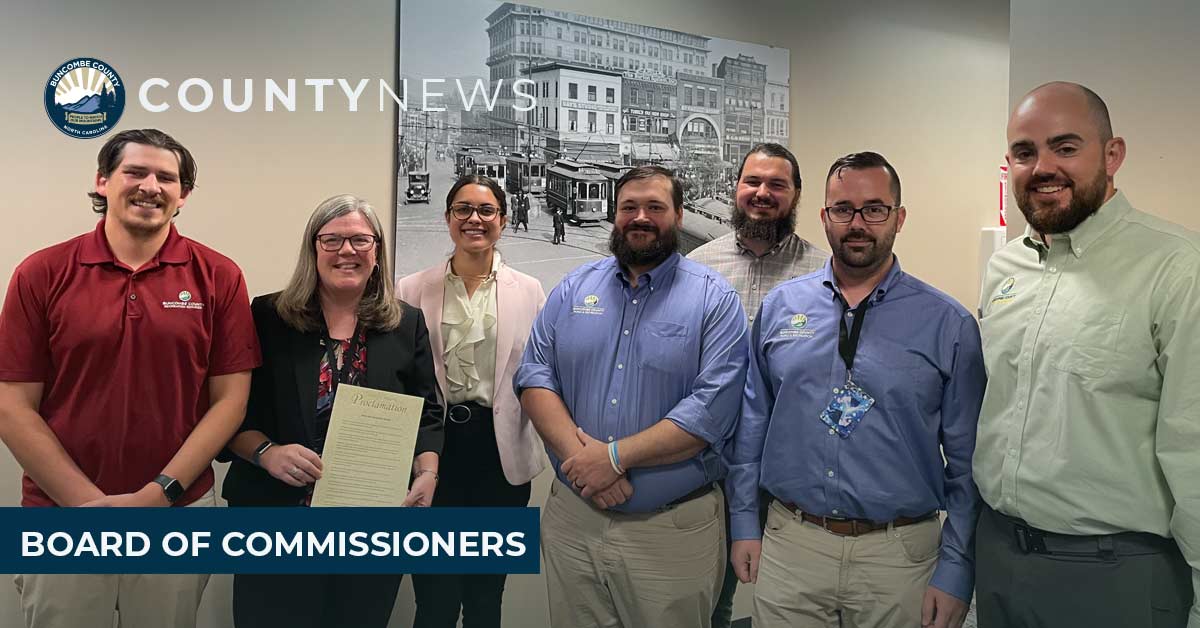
[728,257,985,602]
[516,253,748,513]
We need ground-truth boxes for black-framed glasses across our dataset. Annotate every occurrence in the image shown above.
[315,233,379,252]
[823,204,897,224]
[449,203,502,221]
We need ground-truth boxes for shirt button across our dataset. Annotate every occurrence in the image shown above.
[623,329,630,336]
[1049,267,1058,273]
[751,284,758,289]
[828,428,836,436]
[847,311,854,318]
[826,470,835,478]
[610,399,618,405]
[831,509,839,515]
[128,293,137,301]
[608,436,614,442]
[1017,401,1025,410]
[617,364,624,370]
[632,299,638,304]
[1008,448,1017,457]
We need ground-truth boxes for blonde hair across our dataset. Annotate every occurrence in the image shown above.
[275,194,403,332]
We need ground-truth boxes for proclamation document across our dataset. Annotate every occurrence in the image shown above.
[310,384,424,507]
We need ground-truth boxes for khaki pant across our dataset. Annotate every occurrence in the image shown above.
[753,500,940,628]
[13,490,216,628]
[541,480,725,628]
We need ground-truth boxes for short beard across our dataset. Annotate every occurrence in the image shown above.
[609,223,678,269]
[826,226,896,273]
[1016,166,1107,234]
[732,204,797,244]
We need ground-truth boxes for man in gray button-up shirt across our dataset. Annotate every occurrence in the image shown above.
[688,143,829,325]
[687,143,828,628]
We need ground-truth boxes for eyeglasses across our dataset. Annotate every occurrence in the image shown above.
[823,204,896,224]
[449,203,502,221]
[315,233,379,252]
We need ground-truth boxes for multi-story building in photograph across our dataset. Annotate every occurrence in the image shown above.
[716,54,766,164]
[621,69,678,165]
[527,62,622,163]
[677,72,724,160]
[765,79,790,146]
[485,2,712,150]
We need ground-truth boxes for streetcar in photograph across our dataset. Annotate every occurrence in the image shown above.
[588,161,633,222]
[470,153,507,183]
[504,154,547,196]
[454,147,484,177]
[545,159,609,225]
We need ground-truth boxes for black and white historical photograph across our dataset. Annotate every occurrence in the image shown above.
[393,0,791,288]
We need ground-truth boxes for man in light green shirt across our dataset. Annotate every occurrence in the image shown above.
[974,81,1200,627]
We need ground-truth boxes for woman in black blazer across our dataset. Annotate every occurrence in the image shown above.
[222,194,443,628]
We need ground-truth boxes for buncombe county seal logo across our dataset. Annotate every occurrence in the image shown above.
[584,295,600,307]
[178,291,192,302]
[44,57,125,139]
[790,313,808,329]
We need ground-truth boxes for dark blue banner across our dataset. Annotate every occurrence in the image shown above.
[0,507,539,574]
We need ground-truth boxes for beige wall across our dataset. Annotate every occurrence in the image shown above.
[0,0,1009,626]
[1007,0,1200,239]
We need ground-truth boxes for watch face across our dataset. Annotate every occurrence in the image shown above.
[156,475,183,502]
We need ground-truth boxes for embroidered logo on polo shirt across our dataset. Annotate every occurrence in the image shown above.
[779,313,816,339]
[163,290,204,311]
[572,294,605,316]
[989,277,1018,307]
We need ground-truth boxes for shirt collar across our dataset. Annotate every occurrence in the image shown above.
[613,251,682,290]
[820,255,904,304]
[79,218,189,266]
[1020,189,1132,259]
[734,232,798,258]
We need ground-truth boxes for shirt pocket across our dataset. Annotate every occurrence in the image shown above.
[1052,310,1125,379]
[638,320,690,372]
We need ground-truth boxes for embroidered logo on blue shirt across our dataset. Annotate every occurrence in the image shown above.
[572,294,605,316]
[779,313,815,339]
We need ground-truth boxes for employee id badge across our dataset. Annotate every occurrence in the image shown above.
[819,379,876,438]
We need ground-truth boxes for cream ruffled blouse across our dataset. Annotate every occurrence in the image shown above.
[440,253,501,406]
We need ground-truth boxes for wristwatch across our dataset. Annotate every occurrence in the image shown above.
[153,474,184,504]
[252,440,275,467]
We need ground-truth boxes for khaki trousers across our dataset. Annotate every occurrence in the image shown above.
[13,490,216,628]
[753,500,940,628]
[541,480,725,628]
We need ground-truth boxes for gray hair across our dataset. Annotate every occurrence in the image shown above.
[275,194,403,332]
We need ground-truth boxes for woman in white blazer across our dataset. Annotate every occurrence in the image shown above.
[395,174,546,628]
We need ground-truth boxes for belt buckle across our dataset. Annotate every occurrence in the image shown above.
[448,404,472,424]
[1015,524,1048,554]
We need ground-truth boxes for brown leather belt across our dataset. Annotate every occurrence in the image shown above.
[778,501,937,537]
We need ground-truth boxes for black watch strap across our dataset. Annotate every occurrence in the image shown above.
[153,474,184,504]
[253,440,275,467]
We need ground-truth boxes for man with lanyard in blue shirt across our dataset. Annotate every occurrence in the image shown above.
[516,165,748,628]
[727,152,986,628]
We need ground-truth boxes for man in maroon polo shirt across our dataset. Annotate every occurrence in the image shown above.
[0,128,260,628]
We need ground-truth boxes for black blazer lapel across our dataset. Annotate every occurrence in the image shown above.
[365,329,402,393]
[291,328,323,447]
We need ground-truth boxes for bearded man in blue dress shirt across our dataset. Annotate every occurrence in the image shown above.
[516,165,749,628]
[727,151,986,628]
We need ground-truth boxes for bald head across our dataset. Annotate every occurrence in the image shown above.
[1012,81,1113,143]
